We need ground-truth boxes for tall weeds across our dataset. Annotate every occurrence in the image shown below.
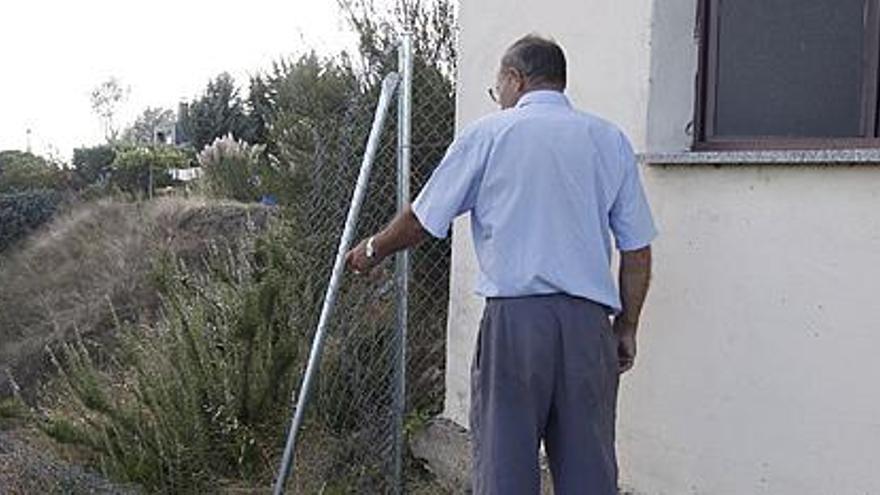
[47,222,325,492]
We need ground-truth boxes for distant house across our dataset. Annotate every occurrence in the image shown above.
[443,1,880,494]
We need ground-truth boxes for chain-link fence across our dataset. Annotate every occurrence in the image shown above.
[272,34,456,494]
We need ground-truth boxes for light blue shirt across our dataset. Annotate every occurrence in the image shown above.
[412,90,657,312]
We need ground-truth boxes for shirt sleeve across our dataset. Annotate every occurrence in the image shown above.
[412,129,488,239]
[610,132,658,251]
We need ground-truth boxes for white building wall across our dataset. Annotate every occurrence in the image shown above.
[447,1,880,493]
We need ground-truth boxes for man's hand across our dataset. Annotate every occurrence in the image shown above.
[345,206,429,277]
[613,318,638,374]
[615,245,651,374]
[345,238,379,275]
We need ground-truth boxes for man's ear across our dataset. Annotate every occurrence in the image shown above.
[515,69,528,92]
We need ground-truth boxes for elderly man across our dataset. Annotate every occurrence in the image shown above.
[346,35,656,495]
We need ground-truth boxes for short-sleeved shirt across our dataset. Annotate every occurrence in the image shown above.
[412,90,657,312]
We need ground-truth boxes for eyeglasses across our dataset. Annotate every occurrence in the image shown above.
[488,87,498,103]
[488,67,521,104]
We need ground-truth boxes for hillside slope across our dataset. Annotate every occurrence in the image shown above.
[0,197,273,400]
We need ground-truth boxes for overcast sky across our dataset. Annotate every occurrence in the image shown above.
[0,0,360,161]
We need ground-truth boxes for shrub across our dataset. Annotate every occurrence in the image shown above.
[110,145,189,196]
[0,197,273,402]
[197,134,266,202]
[72,145,117,188]
[48,220,325,492]
[0,189,64,251]
[0,150,66,193]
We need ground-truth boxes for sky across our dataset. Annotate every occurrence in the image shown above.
[0,0,360,162]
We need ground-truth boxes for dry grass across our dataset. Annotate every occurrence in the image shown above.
[0,195,450,493]
[0,196,272,400]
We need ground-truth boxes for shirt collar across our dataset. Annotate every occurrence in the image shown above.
[515,90,571,109]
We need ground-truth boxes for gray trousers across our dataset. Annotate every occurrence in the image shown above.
[470,294,619,495]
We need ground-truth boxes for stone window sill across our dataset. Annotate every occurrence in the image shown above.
[639,149,880,166]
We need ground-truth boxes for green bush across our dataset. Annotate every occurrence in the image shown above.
[41,215,399,492]
[0,189,64,251]
[0,197,274,398]
[49,221,323,492]
[110,145,189,196]
[0,150,66,193]
[72,145,116,188]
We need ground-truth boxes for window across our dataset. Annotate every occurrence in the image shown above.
[695,0,880,150]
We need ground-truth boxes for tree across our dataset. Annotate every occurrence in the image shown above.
[110,146,188,196]
[244,75,274,146]
[122,107,176,145]
[178,73,250,153]
[260,53,360,206]
[255,0,457,212]
[90,77,130,143]
[72,145,117,187]
[0,150,65,193]
[337,0,457,79]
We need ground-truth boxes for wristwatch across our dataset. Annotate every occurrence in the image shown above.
[365,236,378,262]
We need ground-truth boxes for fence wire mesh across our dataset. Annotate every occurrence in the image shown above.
[273,36,456,494]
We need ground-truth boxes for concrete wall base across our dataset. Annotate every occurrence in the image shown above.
[410,417,641,494]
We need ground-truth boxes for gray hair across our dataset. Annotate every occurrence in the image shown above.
[501,35,567,89]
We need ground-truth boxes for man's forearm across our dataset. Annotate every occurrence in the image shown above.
[372,204,428,259]
[618,246,652,328]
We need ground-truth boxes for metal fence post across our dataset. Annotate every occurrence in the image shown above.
[392,32,413,495]
[272,72,401,495]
